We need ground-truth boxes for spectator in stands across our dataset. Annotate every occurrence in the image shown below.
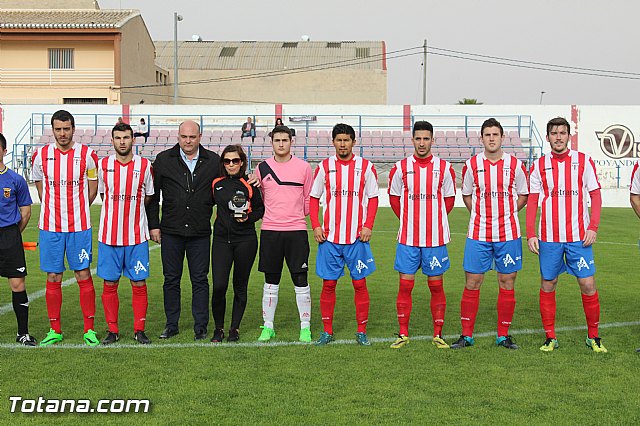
[116,117,125,126]
[275,118,283,126]
[134,118,149,143]
[241,117,255,142]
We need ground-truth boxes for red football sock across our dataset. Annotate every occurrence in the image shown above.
[352,279,370,333]
[460,288,480,337]
[45,281,63,333]
[539,289,556,339]
[320,280,337,334]
[101,283,119,333]
[497,288,516,336]
[77,277,96,332]
[396,278,414,336]
[428,279,446,337]
[132,284,148,333]
[581,291,600,339]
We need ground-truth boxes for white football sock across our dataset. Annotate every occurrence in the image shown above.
[262,283,279,329]
[294,285,312,329]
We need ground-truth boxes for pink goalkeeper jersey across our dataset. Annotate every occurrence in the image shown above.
[98,155,154,246]
[310,155,379,245]
[31,143,98,232]
[388,155,456,247]
[462,152,528,242]
[529,150,600,243]
[256,156,312,231]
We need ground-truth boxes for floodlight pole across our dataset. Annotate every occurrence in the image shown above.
[422,39,427,105]
[173,12,183,105]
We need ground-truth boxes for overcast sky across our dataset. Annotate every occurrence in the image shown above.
[100,0,639,105]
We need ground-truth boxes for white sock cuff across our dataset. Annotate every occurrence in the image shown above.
[264,283,280,295]
[294,285,310,294]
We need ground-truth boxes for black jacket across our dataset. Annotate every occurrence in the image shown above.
[212,175,264,243]
[147,144,220,237]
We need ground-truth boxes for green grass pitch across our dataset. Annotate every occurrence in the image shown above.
[0,205,639,424]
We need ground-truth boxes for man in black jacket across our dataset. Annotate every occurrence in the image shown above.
[147,120,219,340]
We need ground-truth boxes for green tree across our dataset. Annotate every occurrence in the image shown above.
[457,98,483,105]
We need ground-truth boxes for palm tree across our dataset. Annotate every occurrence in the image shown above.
[457,98,483,105]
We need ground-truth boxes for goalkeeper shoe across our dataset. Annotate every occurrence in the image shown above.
[39,329,63,347]
[450,335,474,349]
[432,335,449,349]
[586,337,608,353]
[540,338,559,352]
[496,335,519,350]
[258,326,275,342]
[83,329,100,347]
[299,327,312,343]
[390,334,409,349]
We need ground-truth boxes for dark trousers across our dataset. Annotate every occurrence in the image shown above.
[211,238,258,330]
[161,233,210,333]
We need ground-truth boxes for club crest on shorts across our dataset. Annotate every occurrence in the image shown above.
[355,260,368,274]
[576,257,590,271]
[134,260,148,274]
[503,253,516,267]
[430,256,442,270]
[78,249,90,262]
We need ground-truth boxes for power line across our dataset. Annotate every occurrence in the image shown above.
[116,45,423,90]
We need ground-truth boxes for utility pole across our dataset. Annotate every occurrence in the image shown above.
[422,39,427,105]
[173,12,183,105]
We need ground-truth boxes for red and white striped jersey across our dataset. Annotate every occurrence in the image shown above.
[529,150,600,243]
[462,152,528,242]
[310,155,379,244]
[631,160,640,194]
[98,155,154,246]
[388,155,456,247]
[31,143,98,232]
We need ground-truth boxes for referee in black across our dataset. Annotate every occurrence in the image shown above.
[0,132,36,346]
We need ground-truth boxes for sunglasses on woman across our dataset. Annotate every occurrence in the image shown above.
[223,158,242,165]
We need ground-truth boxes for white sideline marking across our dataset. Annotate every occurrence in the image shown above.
[1,320,638,349]
[0,245,160,316]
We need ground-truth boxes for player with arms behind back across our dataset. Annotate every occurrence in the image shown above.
[98,123,154,345]
[451,118,528,350]
[387,121,456,349]
[527,117,605,353]
[310,123,379,346]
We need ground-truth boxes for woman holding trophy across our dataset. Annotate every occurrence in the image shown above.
[210,145,264,343]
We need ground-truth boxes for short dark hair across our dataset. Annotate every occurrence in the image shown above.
[112,123,134,138]
[0,132,6,150]
[480,118,503,136]
[413,121,433,136]
[270,125,292,140]
[546,117,571,135]
[51,110,75,128]
[332,123,356,141]
[220,144,248,177]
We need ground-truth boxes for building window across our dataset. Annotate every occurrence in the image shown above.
[219,47,238,57]
[63,98,108,104]
[282,42,298,48]
[49,48,74,69]
[355,47,370,59]
[326,42,342,48]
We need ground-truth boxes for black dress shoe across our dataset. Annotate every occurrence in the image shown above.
[159,327,179,339]
[194,329,208,340]
[211,328,224,343]
[134,331,151,344]
[227,329,240,342]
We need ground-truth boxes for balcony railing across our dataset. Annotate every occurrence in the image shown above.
[0,68,114,85]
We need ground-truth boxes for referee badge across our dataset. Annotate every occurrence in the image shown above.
[3,187,10,198]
